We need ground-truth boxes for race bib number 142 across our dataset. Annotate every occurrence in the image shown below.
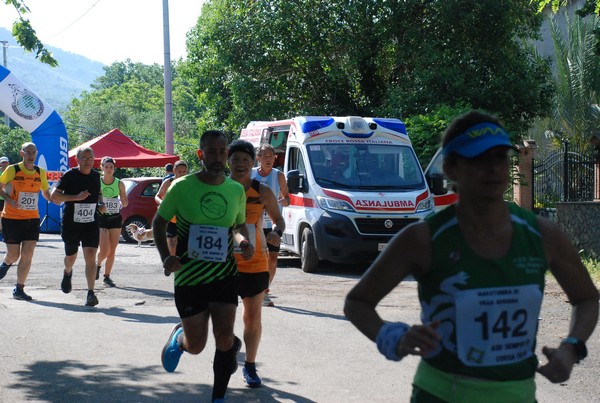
[455,284,542,367]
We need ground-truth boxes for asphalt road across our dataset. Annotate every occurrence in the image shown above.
[0,234,597,402]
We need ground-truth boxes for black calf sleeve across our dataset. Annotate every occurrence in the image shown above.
[212,341,238,401]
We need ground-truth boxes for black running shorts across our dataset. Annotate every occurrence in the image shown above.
[61,221,100,255]
[237,271,269,299]
[1,217,40,243]
[174,275,239,319]
[97,213,123,229]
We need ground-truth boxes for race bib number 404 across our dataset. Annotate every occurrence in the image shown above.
[74,203,96,223]
[188,225,228,262]
[455,284,542,367]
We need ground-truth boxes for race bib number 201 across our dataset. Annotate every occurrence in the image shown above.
[18,191,39,210]
[455,284,542,367]
[188,225,228,262]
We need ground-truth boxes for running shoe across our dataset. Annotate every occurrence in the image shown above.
[162,323,184,372]
[164,269,171,277]
[0,262,11,281]
[212,399,225,403]
[12,285,32,301]
[263,294,274,307]
[61,271,72,294]
[230,335,242,374]
[96,265,101,280]
[85,291,99,307]
[103,276,116,287]
[242,364,262,388]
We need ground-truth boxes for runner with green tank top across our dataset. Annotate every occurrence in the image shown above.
[159,173,245,285]
[412,203,546,401]
[96,156,128,287]
[153,130,255,403]
[344,110,598,403]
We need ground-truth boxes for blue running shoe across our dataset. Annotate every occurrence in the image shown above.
[242,364,262,388]
[162,323,183,372]
[212,399,225,403]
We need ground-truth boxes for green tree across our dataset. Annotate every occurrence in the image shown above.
[0,125,30,161]
[378,1,553,135]
[3,0,57,66]
[92,59,165,90]
[404,104,473,167]
[64,61,201,170]
[185,0,552,136]
[549,12,600,149]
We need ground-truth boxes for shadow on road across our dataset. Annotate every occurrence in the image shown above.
[30,299,179,324]
[274,305,347,321]
[118,286,173,299]
[9,359,316,402]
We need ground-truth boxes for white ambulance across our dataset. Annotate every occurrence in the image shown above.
[240,116,435,273]
[423,147,459,210]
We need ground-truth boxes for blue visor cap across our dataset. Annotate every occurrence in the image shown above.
[442,122,517,158]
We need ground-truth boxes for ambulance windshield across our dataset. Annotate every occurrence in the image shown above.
[307,144,425,191]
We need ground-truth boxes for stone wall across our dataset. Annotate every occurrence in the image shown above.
[556,202,600,257]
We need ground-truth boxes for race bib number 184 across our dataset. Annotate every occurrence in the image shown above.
[188,225,228,262]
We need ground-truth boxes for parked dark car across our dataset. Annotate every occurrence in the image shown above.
[120,177,161,243]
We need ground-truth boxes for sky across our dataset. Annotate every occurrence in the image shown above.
[0,0,205,65]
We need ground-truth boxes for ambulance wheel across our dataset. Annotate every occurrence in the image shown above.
[301,227,319,273]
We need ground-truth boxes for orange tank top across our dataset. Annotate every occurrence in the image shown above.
[0,163,49,220]
[235,179,268,273]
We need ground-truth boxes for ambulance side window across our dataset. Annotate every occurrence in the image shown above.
[288,147,306,175]
[286,146,308,193]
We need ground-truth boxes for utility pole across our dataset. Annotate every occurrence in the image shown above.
[1,40,9,127]
[162,0,174,155]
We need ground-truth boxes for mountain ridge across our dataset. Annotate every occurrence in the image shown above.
[0,27,105,112]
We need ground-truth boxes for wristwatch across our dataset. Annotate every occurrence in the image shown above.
[561,337,587,362]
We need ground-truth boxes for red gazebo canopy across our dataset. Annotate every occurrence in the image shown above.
[68,129,179,168]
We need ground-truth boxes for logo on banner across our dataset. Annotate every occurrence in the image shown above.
[9,84,44,120]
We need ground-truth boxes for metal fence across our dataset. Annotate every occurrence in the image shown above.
[532,143,599,210]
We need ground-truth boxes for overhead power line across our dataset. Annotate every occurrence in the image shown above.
[47,0,101,39]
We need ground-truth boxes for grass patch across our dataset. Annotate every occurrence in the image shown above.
[582,255,600,286]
